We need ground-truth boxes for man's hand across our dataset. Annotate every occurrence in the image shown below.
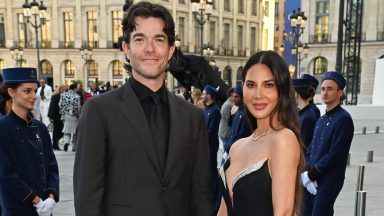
[35,198,56,216]
[301,171,318,195]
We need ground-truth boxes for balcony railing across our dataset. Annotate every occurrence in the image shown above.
[238,50,246,57]
[59,41,74,48]
[309,34,331,43]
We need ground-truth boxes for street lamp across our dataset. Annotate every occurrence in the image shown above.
[280,8,309,78]
[191,0,213,57]
[79,45,93,88]
[10,46,24,67]
[22,0,47,78]
[203,43,216,68]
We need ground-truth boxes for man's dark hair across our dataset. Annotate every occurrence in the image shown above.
[294,86,316,100]
[69,83,77,90]
[122,1,175,46]
[226,87,234,98]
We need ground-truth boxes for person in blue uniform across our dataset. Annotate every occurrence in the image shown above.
[0,67,60,216]
[301,74,321,119]
[202,84,221,214]
[292,77,319,215]
[224,86,252,156]
[301,71,354,216]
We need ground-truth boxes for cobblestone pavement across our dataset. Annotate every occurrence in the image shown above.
[53,132,384,215]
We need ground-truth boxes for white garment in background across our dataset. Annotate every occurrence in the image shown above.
[36,85,52,126]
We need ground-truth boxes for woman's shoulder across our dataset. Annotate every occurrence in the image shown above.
[271,128,299,149]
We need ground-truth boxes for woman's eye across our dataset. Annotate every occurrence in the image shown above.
[265,83,274,88]
[245,83,255,88]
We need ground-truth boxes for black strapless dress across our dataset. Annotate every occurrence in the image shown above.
[219,158,273,216]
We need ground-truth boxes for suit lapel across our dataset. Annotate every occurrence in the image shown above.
[164,92,187,179]
[117,83,162,178]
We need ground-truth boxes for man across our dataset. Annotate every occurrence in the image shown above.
[224,86,252,158]
[217,87,234,164]
[202,85,221,214]
[36,79,52,126]
[301,71,354,216]
[59,83,81,152]
[73,2,213,215]
[48,85,67,150]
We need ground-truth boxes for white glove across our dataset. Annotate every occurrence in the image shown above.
[301,171,311,187]
[306,181,318,195]
[35,198,56,216]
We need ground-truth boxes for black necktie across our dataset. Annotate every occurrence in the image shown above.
[40,86,45,99]
[150,94,168,175]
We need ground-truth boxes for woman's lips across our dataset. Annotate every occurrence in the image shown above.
[253,103,267,110]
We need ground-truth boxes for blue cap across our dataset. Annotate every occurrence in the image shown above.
[322,71,346,89]
[292,78,312,88]
[301,73,319,89]
[234,85,243,98]
[2,67,38,85]
[204,85,217,99]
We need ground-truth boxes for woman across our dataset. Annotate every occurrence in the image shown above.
[192,88,205,109]
[217,51,304,216]
[0,68,59,216]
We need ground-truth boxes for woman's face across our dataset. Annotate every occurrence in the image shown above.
[8,83,38,111]
[243,63,279,121]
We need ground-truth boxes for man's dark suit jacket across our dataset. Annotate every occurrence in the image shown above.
[73,82,214,216]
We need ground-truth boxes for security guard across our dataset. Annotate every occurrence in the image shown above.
[0,68,59,216]
[301,74,321,119]
[301,71,354,216]
[202,84,221,213]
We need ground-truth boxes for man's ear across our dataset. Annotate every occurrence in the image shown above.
[122,41,130,59]
[167,45,176,61]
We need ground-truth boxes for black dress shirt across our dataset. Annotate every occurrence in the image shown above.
[129,77,170,174]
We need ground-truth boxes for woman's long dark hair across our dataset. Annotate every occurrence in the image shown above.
[242,50,304,215]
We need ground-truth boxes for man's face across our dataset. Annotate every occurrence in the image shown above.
[232,93,243,106]
[122,17,175,83]
[39,80,46,87]
[321,79,343,109]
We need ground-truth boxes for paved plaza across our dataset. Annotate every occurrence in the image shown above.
[53,124,384,215]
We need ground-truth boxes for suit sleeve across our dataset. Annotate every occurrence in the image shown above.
[191,111,214,216]
[308,115,354,181]
[73,99,106,216]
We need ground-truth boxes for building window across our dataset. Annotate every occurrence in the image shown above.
[178,0,186,4]
[314,0,330,43]
[223,23,230,55]
[238,25,244,56]
[41,60,53,75]
[209,21,216,47]
[87,11,98,48]
[250,27,257,54]
[251,0,257,16]
[0,14,5,48]
[224,0,231,12]
[275,2,279,17]
[88,60,99,78]
[64,60,75,78]
[222,66,232,87]
[63,12,74,48]
[112,11,123,48]
[178,17,185,49]
[41,14,51,48]
[112,60,123,81]
[236,67,243,86]
[238,0,244,14]
[194,21,201,53]
[17,14,27,48]
[20,59,28,67]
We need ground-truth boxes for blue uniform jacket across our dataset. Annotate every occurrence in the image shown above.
[0,111,59,215]
[225,106,252,153]
[299,105,318,161]
[204,103,221,152]
[308,105,354,184]
[309,101,321,119]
